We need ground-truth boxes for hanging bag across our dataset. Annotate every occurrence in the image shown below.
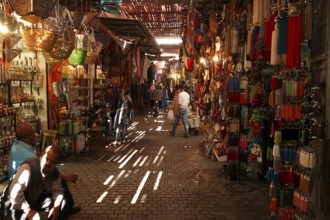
[68,22,88,65]
[43,8,75,63]
[85,28,103,64]
[167,110,174,120]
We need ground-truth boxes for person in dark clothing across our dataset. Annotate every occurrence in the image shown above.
[147,62,156,86]
[5,122,80,219]
[112,90,129,145]
[7,145,70,220]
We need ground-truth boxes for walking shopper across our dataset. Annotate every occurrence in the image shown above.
[170,85,190,138]
[112,90,129,145]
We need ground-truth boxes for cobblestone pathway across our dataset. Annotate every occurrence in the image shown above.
[8,110,271,220]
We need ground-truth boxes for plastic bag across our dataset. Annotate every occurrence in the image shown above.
[167,110,174,120]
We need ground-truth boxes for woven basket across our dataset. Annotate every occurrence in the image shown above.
[21,27,58,52]
[68,49,87,65]
[8,0,57,23]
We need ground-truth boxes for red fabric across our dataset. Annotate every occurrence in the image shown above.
[286,15,302,68]
[264,15,275,51]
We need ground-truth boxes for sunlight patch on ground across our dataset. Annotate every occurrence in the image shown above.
[153,171,163,191]
[133,156,143,167]
[157,146,164,155]
[157,156,164,167]
[155,126,162,131]
[118,149,134,163]
[139,156,148,166]
[98,154,106,161]
[124,170,132,178]
[131,171,150,204]
[96,191,108,203]
[107,170,125,189]
[113,155,122,162]
[141,194,147,203]
[139,147,145,153]
[153,156,159,164]
[103,175,114,185]
[107,155,116,162]
[119,150,138,169]
[114,195,121,204]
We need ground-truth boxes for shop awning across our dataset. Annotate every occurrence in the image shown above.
[99,17,161,55]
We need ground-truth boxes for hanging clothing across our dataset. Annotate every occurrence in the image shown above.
[278,12,288,54]
[270,23,280,65]
[250,27,260,61]
[264,14,275,51]
[286,15,302,68]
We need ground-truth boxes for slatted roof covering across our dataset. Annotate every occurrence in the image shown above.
[99,17,161,55]
[120,0,184,37]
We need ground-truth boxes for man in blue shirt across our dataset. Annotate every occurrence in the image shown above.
[8,123,37,179]
[7,122,81,215]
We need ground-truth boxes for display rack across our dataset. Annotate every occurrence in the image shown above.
[57,66,91,155]
[0,106,16,182]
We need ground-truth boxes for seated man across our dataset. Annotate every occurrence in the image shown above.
[8,145,68,220]
[8,122,80,215]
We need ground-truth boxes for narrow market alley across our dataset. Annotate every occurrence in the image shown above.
[57,110,270,220]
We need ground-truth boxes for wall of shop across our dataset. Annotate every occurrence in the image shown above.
[311,0,330,219]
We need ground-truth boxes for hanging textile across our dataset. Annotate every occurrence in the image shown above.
[270,23,280,65]
[305,1,312,40]
[286,14,302,68]
[142,57,150,81]
[135,48,141,77]
[247,29,252,56]
[278,12,288,54]
[231,27,239,54]
[244,43,252,71]
[253,0,264,26]
[250,27,260,61]
[209,9,217,35]
[264,14,275,51]
[225,30,231,57]
[247,2,252,27]
[263,0,270,21]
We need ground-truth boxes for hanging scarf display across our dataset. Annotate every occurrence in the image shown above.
[225,30,231,56]
[244,43,252,70]
[286,14,302,68]
[264,14,275,51]
[253,0,264,26]
[270,22,280,65]
[135,48,141,77]
[231,27,239,54]
[250,27,259,60]
[278,12,288,54]
[305,1,312,40]
[247,28,252,56]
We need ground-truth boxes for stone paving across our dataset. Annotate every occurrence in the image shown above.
[1,109,272,220]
